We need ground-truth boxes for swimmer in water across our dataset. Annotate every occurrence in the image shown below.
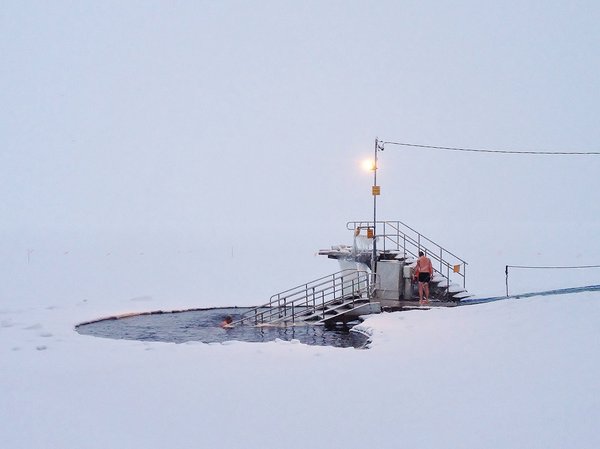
[220,315,233,328]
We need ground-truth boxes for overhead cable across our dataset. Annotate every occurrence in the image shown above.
[507,264,600,270]
[381,141,600,155]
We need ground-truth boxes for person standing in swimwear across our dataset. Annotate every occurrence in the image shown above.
[413,251,433,305]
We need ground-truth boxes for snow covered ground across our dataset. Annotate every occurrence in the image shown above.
[3,2,600,447]
[1,222,599,449]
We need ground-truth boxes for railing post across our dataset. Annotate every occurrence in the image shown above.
[277,294,281,318]
[446,263,450,300]
[237,267,420,327]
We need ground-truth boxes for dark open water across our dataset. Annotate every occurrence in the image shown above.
[76,307,369,348]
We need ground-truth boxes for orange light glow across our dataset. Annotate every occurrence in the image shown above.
[362,159,376,171]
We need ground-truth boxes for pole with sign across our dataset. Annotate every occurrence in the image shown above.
[372,139,380,275]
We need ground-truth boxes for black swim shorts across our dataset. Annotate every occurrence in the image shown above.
[418,272,431,283]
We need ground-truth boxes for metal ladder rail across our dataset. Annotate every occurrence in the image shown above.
[347,219,467,265]
[231,270,370,326]
[378,225,466,298]
[347,221,460,293]
[268,278,368,325]
[386,244,459,299]
[347,220,468,289]
[382,230,463,287]
[265,271,365,323]
[236,275,344,325]
[260,272,370,325]
[383,221,466,261]
[237,274,367,326]
[383,221,467,276]
[255,285,341,326]
[278,278,369,323]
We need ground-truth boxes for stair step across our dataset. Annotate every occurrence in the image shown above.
[452,291,472,299]
[434,279,449,288]
[448,283,466,293]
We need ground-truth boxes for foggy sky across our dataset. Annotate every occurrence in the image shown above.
[2,0,599,244]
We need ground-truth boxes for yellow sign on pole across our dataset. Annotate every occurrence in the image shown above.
[453,264,461,273]
[372,185,381,196]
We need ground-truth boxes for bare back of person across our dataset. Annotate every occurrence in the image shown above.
[414,252,433,305]
[416,255,433,278]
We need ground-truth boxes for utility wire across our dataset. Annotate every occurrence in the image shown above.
[381,141,600,155]
[507,264,600,269]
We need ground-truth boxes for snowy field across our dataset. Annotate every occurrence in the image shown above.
[3,2,600,447]
[1,221,599,449]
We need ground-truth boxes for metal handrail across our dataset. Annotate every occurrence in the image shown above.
[383,221,466,262]
[232,269,371,326]
[347,220,468,290]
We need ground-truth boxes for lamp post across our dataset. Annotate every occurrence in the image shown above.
[371,138,383,275]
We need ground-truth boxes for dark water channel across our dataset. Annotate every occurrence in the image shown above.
[76,307,369,349]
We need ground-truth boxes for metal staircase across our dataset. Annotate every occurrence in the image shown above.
[232,269,373,327]
[232,220,469,328]
[347,220,469,299]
